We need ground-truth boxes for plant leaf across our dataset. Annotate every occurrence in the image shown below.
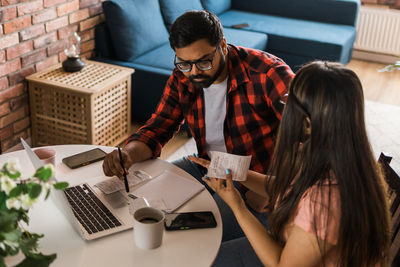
[44,189,51,200]
[15,252,56,267]
[33,167,52,182]
[53,182,69,190]
[9,185,23,198]
[28,184,42,199]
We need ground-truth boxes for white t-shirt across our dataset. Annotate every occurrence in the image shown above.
[203,78,228,157]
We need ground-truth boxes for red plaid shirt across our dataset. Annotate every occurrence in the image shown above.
[128,45,294,173]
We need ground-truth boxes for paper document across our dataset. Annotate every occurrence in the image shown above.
[207,151,252,181]
[130,170,204,213]
[95,169,152,194]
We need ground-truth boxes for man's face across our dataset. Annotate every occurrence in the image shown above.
[174,39,227,88]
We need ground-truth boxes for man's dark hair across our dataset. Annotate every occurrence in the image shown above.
[169,10,223,50]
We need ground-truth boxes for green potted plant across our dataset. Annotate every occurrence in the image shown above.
[379,60,400,72]
[0,158,68,267]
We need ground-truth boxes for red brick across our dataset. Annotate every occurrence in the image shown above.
[81,39,94,53]
[4,16,32,34]
[80,0,98,9]
[2,129,29,152]
[59,51,67,62]
[0,77,9,90]
[34,32,58,49]
[80,14,103,31]
[0,33,19,50]
[0,59,21,77]
[17,0,43,16]
[8,66,35,85]
[13,116,30,133]
[89,3,102,16]
[69,8,89,24]
[1,0,20,6]
[0,51,5,64]
[1,7,17,22]
[20,24,46,41]
[44,0,66,8]
[21,49,47,67]
[10,93,28,111]
[35,55,58,72]
[57,0,79,16]
[45,16,68,32]
[0,125,13,140]
[0,83,24,104]
[32,8,57,24]
[6,41,34,60]
[48,39,69,56]
[81,51,93,59]
[0,107,25,128]
[80,28,94,42]
[57,24,78,39]
[0,102,11,117]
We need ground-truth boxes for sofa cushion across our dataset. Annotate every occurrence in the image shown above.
[133,43,176,71]
[219,10,356,63]
[159,0,203,29]
[102,0,169,61]
[201,0,231,15]
[224,28,267,51]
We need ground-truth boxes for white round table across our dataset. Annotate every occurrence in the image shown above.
[1,144,222,267]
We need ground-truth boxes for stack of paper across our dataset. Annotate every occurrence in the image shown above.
[130,170,204,213]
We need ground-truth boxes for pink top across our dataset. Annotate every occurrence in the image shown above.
[282,180,341,266]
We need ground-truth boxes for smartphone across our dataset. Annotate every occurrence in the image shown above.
[62,148,107,169]
[164,211,217,230]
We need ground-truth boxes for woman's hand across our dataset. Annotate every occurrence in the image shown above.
[188,155,210,168]
[202,169,246,214]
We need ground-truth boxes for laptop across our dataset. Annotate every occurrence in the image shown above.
[21,138,133,241]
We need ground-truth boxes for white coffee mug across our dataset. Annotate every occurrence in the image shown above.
[133,207,165,249]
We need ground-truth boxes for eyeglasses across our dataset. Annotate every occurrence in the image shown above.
[174,49,217,73]
[280,92,311,117]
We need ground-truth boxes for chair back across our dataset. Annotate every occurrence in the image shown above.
[378,152,400,266]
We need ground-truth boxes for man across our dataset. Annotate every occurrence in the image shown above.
[103,10,294,241]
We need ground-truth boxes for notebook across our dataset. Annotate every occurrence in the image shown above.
[130,170,205,213]
[21,138,133,241]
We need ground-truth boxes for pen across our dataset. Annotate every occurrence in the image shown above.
[117,146,129,193]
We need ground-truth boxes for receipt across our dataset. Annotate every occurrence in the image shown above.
[95,169,152,194]
[207,151,252,181]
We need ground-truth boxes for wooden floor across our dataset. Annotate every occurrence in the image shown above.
[133,58,400,159]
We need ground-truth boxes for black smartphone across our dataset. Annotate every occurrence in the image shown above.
[164,211,217,230]
[62,148,107,169]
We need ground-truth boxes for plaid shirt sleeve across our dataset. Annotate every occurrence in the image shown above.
[127,71,185,157]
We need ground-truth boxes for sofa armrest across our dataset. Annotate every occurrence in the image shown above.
[95,23,116,59]
[231,0,360,26]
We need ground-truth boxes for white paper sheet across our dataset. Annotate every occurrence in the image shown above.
[207,151,252,181]
[95,169,152,194]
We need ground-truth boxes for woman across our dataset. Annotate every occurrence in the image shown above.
[191,61,391,266]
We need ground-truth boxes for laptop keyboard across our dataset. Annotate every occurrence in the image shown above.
[64,183,122,235]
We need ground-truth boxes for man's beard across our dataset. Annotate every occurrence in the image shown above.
[189,52,226,89]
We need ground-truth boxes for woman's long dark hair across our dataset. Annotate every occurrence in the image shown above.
[267,61,391,266]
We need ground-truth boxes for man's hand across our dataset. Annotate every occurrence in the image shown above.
[102,141,152,179]
[103,148,134,179]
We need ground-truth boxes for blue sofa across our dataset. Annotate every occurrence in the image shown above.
[94,0,360,123]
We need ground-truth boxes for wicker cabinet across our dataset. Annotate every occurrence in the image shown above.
[26,60,134,147]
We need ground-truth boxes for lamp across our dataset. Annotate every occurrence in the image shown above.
[62,32,85,72]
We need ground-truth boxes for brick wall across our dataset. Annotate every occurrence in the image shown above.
[0,0,104,152]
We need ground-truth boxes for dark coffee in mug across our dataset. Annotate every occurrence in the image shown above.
[139,217,160,224]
